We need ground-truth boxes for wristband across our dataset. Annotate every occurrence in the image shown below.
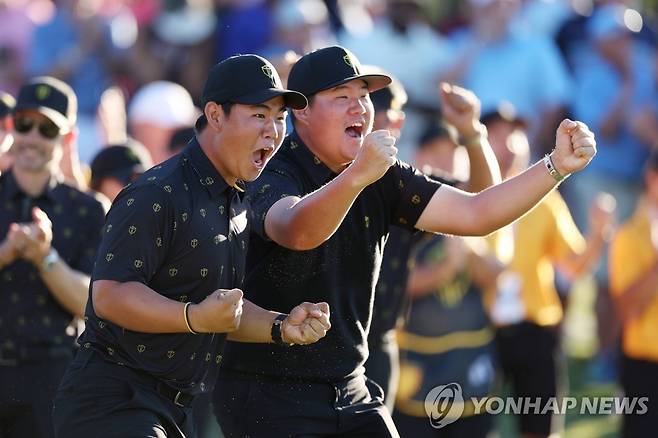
[183,302,198,334]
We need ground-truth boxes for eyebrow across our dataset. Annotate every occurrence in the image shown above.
[250,104,287,113]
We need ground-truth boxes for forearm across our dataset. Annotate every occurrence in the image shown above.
[468,160,557,235]
[614,264,658,323]
[266,168,365,250]
[0,241,15,270]
[463,135,502,192]
[40,260,91,317]
[407,262,461,297]
[92,279,189,333]
[561,234,606,279]
[226,299,280,343]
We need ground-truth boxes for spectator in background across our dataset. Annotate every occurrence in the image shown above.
[392,125,502,438]
[339,0,454,161]
[563,4,656,382]
[365,76,500,412]
[266,0,335,57]
[0,90,15,172]
[167,126,195,158]
[127,81,198,165]
[609,150,658,438]
[0,76,106,438]
[26,0,122,163]
[89,140,152,202]
[444,0,572,157]
[484,103,615,438]
[0,0,39,95]
[215,0,274,60]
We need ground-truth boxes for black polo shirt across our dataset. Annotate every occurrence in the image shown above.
[79,138,249,395]
[221,132,442,382]
[368,173,458,346]
[0,171,105,354]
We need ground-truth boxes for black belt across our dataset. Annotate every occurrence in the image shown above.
[155,381,195,408]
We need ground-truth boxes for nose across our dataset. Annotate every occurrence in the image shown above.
[263,117,278,140]
[348,97,367,116]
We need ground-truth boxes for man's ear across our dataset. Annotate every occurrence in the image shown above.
[205,102,224,132]
[292,105,311,127]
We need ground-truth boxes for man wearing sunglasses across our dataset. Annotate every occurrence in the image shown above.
[0,76,107,438]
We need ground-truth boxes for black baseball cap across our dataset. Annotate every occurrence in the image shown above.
[288,46,391,97]
[14,76,77,131]
[91,140,153,187]
[0,91,15,119]
[202,54,307,109]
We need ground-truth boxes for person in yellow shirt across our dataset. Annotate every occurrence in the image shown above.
[484,103,615,438]
[609,150,658,438]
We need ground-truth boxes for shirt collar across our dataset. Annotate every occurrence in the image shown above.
[2,169,61,203]
[287,131,336,187]
[182,137,245,199]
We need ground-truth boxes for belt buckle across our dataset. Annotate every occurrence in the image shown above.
[173,391,185,408]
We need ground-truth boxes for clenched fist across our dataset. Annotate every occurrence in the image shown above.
[281,302,331,345]
[551,119,597,176]
[347,129,397,188]
[439,82,483,139]
[188,288,244,333]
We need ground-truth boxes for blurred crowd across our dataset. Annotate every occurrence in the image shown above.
[2,0,658,437]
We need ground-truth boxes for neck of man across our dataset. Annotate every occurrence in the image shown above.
[295,126,350,174]
[197,129,238,188]
[13,164,52,198]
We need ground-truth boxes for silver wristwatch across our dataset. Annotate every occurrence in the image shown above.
[41,248,60,272]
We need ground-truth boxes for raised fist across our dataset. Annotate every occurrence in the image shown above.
[347,129,397,187]
[551,119,596,176]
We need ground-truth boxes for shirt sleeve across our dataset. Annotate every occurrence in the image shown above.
[389,161,443,232]
[70,198,107,275]
[92,184,176,285]
[245,166,304,240]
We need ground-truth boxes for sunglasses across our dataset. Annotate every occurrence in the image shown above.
[13,115,61,139]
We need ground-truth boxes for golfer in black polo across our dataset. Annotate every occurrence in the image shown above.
[52,54,331,438]
[214,46,598,437]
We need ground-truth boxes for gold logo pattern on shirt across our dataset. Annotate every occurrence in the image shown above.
[411,194,421,204]
[137,344,146,353]
[156,237,162,247]
[169,268,178,277]
[128,226,137,235]
[106,253,114,262]
[200,268,208,277]
[191,239,198,248]
[167,350,176,359]
[134,259,144,268]
[199,208,206,218]
[152,203,162,213]
[163,185,172,193]
[127,198,134,206]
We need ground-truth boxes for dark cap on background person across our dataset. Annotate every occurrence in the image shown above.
[480,100,527,128]
[14,76,77,132]
[417,120,459,149]
[90,140,153,190]
[0,91,15,119]
[288,46,392,97]
[364,66,408,113]
[196,54,308,131]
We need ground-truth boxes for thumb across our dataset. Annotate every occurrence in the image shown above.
[288,303,314,324]
[32,207,49,224]
[557,118,578,135]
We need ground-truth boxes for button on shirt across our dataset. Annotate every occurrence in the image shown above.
[0,171,105,354]
[222,133,442,382]
[80,139,249,394]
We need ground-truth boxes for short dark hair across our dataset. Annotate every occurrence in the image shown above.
[194,102,235,133]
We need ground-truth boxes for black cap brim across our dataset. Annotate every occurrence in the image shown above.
[235,88,308,110]
[13,104,70,131]
[311,74,392,96]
